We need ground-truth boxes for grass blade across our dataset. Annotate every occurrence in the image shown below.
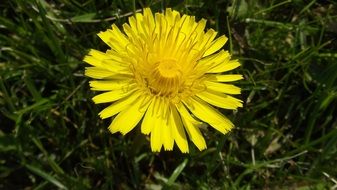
[25,164,67,190]
[166,158,188,187]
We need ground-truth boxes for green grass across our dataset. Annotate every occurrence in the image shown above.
[1,0,337,189]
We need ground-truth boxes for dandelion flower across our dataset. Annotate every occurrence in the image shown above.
[84,8,243,153]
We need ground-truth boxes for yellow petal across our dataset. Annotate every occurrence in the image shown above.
[208,74,244,82]
[194,19,207,37]
[122,23,136,40]
[84,49,131,74]
[111,24,129,47]
[89,80,134,91]
[141,97,167,135]
[165,8,180,26]
[83,55,100,67]
[128,15,137,29]
[88,49,109,58]
[108,95,150,135]
[97,29,114,48]
[135,13,145,35]
[180,15,194,36]
[143,8,155,34]
[141,97,157,135]
[204,81,241,94]
[85,59,131,76]
[183,97,234,135]
[162,117,174,151]
[170,105,189,153]
[176,103,206,151]
[203,35,228,57]
[150,98,167,152]
[142,97,174,152]
[105,50,126,63]
[161,100,174,151]
[196,90,243,109]
[151,120,162,152]
[208,60,241,73]
[196,29,217,52]
[99,91,141,119]
[83,49,109,67]
[97,25,129,52]
[100,59,130,72]
[85,67,114,79]
[197,50,231,72]
[92,86,136,104]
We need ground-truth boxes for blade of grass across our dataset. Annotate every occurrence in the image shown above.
[165,158,188,187]
[32,137,65,175]
[25,164,67,190]
[0,76,16,112]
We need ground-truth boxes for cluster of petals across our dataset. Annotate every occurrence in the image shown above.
[84,8,243,153]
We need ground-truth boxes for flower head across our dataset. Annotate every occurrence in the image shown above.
[84,8,243,153]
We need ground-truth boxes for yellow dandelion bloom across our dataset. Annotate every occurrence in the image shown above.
[84,8,243,153]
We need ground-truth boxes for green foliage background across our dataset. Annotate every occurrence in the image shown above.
[1,0,337,189]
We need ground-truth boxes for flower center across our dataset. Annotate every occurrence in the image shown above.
[148,59,183,96]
